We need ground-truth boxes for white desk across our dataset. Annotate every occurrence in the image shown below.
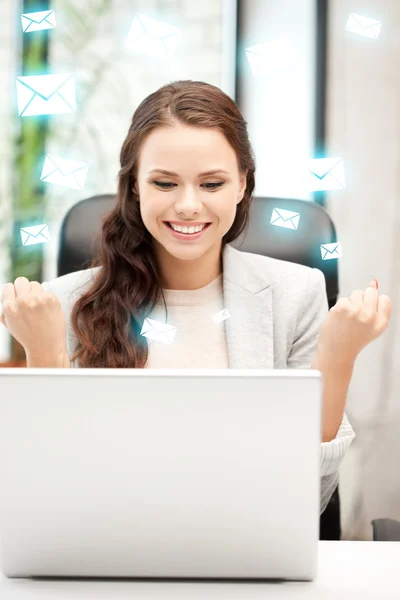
[0,542,398,599]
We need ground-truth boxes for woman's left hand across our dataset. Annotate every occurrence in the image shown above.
[316,279,392,367]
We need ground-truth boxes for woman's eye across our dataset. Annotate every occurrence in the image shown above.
[153,182,175,189]
[153,181,224,190]
[203,182,224,189]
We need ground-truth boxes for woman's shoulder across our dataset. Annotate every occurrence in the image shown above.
[235,249,328,324]
[41,266,102,308]
[233,246,322,289]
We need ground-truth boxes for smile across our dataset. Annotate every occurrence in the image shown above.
[164,221,212,240]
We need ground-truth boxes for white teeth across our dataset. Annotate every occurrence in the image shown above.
[170,223,207,234]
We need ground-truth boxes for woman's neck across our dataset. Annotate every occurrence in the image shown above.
[156,243,223,290]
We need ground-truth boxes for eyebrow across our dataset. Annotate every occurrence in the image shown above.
[147,168,230,176]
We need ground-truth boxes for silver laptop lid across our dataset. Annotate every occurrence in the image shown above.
[0,369,322,581]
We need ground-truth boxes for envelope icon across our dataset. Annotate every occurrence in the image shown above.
[212,308,232,324]
[21,10,56,33]
[320,242,342,261]
[245,37,293,75]
[345,13,382,40]
[270,207,300,230]
[20,224,50,246]
[16,73,76,117]
[125,13,182,60]
[40,154,89,190]
[310,157,345,192]
[140,318,177,344]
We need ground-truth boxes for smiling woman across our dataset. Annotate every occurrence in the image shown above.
[133,122,249,291]
[67,79,255,369]
[2,78,366,519]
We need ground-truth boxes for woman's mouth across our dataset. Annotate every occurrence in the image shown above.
[163,221,212,240]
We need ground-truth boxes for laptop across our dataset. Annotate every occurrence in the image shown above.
[0,368,322,581]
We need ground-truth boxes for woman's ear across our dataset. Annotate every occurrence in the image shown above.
[131,181,139,199]
[237,170,248,203]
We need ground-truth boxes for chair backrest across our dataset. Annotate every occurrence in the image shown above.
[57,194,116,278]
[57,193,341,540]
[230,197,339,308]
[58,195,339,307]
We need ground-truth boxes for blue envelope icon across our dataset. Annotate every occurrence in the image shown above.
[270,207,300,230]
[125,13,182,60]
[40,154,89,190]
[245,37,293,75]
[212,308,232,324]
[16,73,76,117]
[140,318,177,344]
[345,13,382,40]
[310,157,345,192]
[20,224,50,246]
[320,242,342,261]
[21,10,56,33]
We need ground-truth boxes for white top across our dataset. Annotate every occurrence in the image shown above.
[146,274,229,369]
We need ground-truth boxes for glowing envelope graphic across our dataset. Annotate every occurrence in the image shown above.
[245,37,293,75]
[140,318,177,344]
[21,10,56,33]
[320,242,342,261]
[20,224,50,246]
[40,154,89,190]
[125,13,182,60]
[310,157,345,192]
[16,73,76,117]
[345,13,382,40]
[212,308,232,324]
[270,208,300,231]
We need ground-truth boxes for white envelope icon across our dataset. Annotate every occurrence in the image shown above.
[320,242,342,261]
[40,154,89,190]
[125,13,182,60]
[20,224,50,246]
[245,37,293,75]
[21,10,56,33]
[270,207,300,230]
[16,73,76,117]
[140,318,177,344]
[212,308,232,324]
[310,157,345,192]
[345,13,382,40]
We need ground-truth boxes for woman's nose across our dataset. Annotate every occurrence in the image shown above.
[174,191,203,212]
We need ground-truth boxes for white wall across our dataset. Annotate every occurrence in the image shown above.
[238,0,316,200]
[326,0,400,539]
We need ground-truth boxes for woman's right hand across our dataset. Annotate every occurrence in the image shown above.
[315,279,392,368]
[0,277,68,361]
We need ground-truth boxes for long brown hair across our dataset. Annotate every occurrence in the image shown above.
[70,80,256,367]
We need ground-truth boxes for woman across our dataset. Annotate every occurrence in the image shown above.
[0,80,392,514]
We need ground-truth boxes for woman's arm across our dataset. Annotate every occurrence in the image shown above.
[286,268,352,440]
[286,267,356,512]
[1,277,70,368]
[312,277,392,441]
[26,348,71,368]
[311,353,354,442]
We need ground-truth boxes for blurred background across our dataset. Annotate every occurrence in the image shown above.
[0,0,399,540]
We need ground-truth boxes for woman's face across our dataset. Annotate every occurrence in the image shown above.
[135,123,247,262]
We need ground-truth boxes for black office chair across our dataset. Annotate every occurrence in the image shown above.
[371,519,400,541]
[57,194,342,540]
